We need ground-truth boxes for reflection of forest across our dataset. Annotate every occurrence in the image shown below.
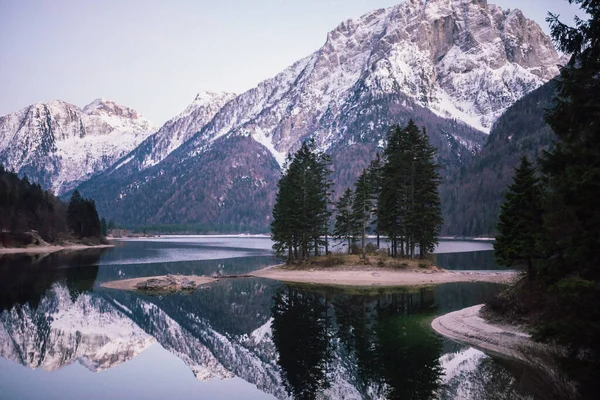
[272,286,444,400]
[432,250,501,270]
[0,249,104,310]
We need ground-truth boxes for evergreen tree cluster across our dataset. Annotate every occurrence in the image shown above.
[493,1,600,395]
[0,165,105,245]
[0,165,67,242]
[271,140,332,262]
[332,120,443,259]
[66,189,102,238]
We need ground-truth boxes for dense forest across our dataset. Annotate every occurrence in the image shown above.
[0,165,104,246]
[490,1,600,397]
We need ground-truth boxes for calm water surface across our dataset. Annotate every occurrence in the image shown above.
[0,237,530,400]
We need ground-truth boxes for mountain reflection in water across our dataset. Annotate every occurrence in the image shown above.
[0,240,534,399]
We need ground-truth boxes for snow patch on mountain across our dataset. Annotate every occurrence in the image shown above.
[0,99,157,194]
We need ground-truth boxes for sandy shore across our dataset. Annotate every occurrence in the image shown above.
[0,244,114,255]
[250,265,516,287]
[101,275,215,290]
[431,304,540,360]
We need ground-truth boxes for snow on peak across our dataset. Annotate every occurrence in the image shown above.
[82,98,157,132]
[193,90,237,106]
[108,90,238,173]
[176,0,559,170]
[0,98,158,194]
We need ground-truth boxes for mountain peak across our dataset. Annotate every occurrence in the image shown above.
[83,98,135,117]
[192,90,237,106]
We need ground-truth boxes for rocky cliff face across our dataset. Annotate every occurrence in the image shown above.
[0,99,157,194]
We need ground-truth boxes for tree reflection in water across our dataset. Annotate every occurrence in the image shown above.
[271,287,334,400]
[271,286,444,399]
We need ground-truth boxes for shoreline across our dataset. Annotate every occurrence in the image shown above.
[249,265,516,287]
[431,304,539,360]
[0,243,114,255]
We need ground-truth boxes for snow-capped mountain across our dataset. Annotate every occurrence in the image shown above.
[0,99,157,194]
[179,0,559,163]
[99,90,236,178]
[75,0,560,230]
[0,284,155,372]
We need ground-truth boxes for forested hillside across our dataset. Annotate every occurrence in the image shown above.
[440,80,557,236]
[0,165,104,246]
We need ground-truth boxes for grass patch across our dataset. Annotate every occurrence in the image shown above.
[282,253,440,271]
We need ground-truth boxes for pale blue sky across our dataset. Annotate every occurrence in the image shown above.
[0,0,580,125]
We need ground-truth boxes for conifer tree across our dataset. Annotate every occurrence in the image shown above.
[367,153,383,248]
[379,125,409,257]
[272,155,300,261]
[100,217,108,237]
[67,190,83,236]
[494,156,543,276]
[413,127,443,258]
[333,188,356,254]
[66,189,101,238]
[352,170,372,257]
[271,141,331,262]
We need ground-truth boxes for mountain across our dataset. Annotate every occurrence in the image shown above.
[101,90,236,178]
[441,79,556,236]
[73,0,561,230]
[0,99,157,195]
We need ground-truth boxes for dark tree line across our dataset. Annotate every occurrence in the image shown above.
[332,120,443,259]
[492,1,600,396]
[0,165,105,244]
[0,165,67,242]
[66,189,103,238]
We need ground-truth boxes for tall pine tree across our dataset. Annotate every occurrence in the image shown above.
[333,188,356,255]
[352,170,372,258]
[494,156,543,276]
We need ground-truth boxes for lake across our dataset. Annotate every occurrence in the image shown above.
[0,237,534,399]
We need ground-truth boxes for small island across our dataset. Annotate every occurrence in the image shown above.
[101,274,215,294]
[251,254,516,287]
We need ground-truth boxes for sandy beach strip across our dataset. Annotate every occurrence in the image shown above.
[250,265,517,287]
[431,304,539,360]
[0,244,114,255]
[101,275,215,290]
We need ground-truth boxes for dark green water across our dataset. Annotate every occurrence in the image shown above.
[0,237,531,399]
